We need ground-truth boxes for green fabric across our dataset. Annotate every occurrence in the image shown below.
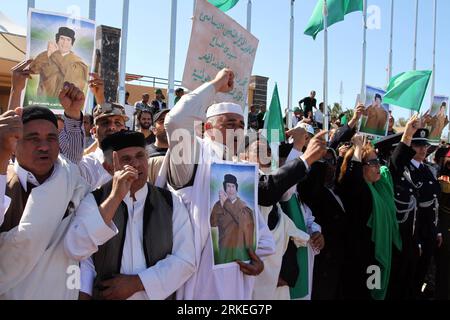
[383,70,432,112]
[280,195,309,299]
[263,83,286,145]
[366,166,402,300]
[208,0,239,12]
[341,114,348,126]
[304,0,363,39]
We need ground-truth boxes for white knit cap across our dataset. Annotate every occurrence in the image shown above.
[206,102,244,118]
[296,122,315,136]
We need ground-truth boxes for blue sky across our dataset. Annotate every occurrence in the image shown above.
[2,0,449,123]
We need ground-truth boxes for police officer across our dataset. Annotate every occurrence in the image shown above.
[388,115,441,299]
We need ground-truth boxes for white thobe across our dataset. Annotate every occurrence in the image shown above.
[0,175,11,227]
[70,184,195,300]
[252,204,310,300]
[164,82,275,300]
[0,157,90,299]
[77,148,112,190]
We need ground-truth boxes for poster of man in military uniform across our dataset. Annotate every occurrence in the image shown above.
[359,85,389,137]
[209,163,258,267]
[24,9,95,112]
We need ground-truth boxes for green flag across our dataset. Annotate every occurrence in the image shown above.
[264,83,286,145]
[304,0,363,40]
[208,0,239,12]
[383,70,432,112]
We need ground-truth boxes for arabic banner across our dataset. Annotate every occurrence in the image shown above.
[183,0,259,107]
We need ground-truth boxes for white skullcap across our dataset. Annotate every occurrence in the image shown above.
[206,102,244,119]
[296,122,315,136]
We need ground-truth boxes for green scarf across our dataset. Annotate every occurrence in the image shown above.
[280,195,309,299]
[366,166,402,300]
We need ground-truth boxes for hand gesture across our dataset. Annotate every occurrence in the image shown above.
[58,82,85,119]
[47,41,58,57]
[0,109,23,170]
[211,68,234,93]
[99,274,143,300]
[310,232,325,252]
[88,73,106,105]
[338,143,351,158]
[236,249,264,276]
[10,60,33,93]
[404,113,420,137]
[351,133,365,148]
[353,103,365,121]
[302,131,328,167]
[286,126,306,151]
[219,190,228,207]
[110,151,138,202]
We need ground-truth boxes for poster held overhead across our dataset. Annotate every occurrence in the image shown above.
[183,0,258,109]
[358,85,389,138]
[25,9,95,114]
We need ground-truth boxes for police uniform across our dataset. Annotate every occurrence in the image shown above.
[388,129,440,299]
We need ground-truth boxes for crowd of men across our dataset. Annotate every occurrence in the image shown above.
[0,61,449,300]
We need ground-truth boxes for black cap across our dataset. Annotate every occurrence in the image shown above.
[100,131,146,152]
[22,106,58,128]
[153,109,170,123]
[56,27,75,43]
[224,174,238,186]
[374,132,402,152]
[411,128,430,146]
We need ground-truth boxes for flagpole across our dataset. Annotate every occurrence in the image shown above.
[323,0,329,137]
[430,0,437,106]
[287,0,295,129]
[360,0,367,103]
[412,0,419,116]
[118,0,129,106]
[247,0,252,32]
[89,0,96,20]
[87,0,97,113]
[413,0,419,71]
[168,0,177,109]
[27,0,35,10]
[387,0,394,87]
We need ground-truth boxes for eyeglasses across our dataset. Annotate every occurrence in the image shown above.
[363,158,380,167]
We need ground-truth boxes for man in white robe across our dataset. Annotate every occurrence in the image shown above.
[65,131,195,300]
[162,68,327,299]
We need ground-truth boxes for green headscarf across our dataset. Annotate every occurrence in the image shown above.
[366,166,402,300]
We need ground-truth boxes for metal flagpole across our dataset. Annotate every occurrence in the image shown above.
[411,0,419,117]
[287,0,295,129]
[27,0,35,10]
[413,0,419,71]
[118,0,129,106]
[168,0,177,109]
[430,0,437,105]
[89,0,96,20]
[87,0,97,113]
[323,0,329,136]
[340,81,344,108]
[387,0,394,87]
[360,0,367,103]
[247,0,252,32]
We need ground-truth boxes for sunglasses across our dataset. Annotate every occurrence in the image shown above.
[363,158,380,167]
[322,158,337,166]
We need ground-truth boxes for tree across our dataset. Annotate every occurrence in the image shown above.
[398,117,407,127]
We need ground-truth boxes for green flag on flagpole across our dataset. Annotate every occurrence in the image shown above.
[208,0,239,12]
[383,70,432,112]
[304,0,363,40]
[264,83,286,145]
